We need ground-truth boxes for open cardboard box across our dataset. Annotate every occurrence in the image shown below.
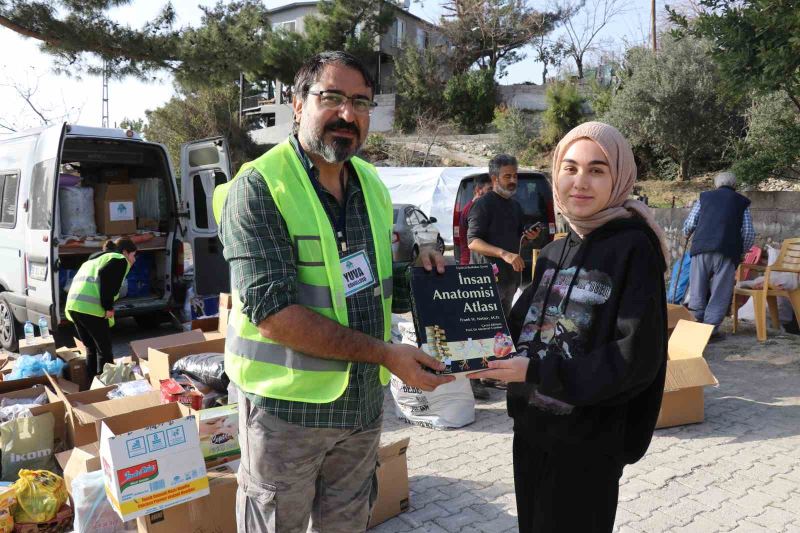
[147,338,226,388]
[17,336,57,356]
[656,319,718,429]
[667,303,695,333]
[55,346,89,391]
[45,373,161,447]
[0,384,67,446]
[129,329,207,361]
[368,437,411,528]
[55,443,101,494]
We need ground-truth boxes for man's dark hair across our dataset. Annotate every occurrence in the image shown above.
[489,154,518,177]
[293,51,375,102]
[475,174,492,188]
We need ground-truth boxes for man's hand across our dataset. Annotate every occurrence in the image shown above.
[415,244,446,274]
[522,226,542,241]
[105,310,115,319]
[383,344,455,391]
[467,356,529,383]
[501,251,525,272]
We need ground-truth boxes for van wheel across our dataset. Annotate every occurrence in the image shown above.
[0,295,20,352]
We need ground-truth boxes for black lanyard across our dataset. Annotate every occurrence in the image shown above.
[308,165,349,254]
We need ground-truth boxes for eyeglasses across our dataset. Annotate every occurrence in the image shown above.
[308,90,377,114]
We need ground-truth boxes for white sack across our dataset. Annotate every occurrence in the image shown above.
[738,246,799,323]
[72,470,136,532]
[59,186,96,236]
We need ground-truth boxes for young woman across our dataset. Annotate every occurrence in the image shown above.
[65,237,138,377]
[470,122,669,533]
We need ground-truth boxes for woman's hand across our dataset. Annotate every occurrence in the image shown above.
[467,356,529,383]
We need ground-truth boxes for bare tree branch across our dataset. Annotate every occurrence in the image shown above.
[560,0,629,78]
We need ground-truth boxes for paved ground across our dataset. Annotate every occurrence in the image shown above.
[373,319,800,533]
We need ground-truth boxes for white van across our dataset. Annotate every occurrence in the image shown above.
[0,123,232,351]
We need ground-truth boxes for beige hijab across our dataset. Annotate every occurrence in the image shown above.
[551,121,668,261]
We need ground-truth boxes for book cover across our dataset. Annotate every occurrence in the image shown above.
[409,264,516,376]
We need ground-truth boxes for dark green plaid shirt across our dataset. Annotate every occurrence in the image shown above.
[219,137,385,429]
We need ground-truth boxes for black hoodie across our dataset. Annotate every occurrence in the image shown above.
[507,215,668,465]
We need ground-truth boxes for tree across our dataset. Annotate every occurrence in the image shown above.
[669,0,800,114]
[732,92,800,184]
[532,33,566,84]
[0,1,272,88]
[119,117,146,133]
[0,68,83,132]
[443,69,496,133]
[540,81,585,145]
[603,36,739,180]
[560,0,628,79]
[438,0,560,77]
[392,45,446,132]
[144,82,262,177]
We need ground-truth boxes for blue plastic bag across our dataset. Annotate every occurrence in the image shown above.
[8,353,66,380]
[667,251,691,304]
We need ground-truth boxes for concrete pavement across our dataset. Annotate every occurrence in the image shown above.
[373,321,800,533]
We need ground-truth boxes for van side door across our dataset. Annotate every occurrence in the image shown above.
[179,137,232,297]
[26,123,66,325]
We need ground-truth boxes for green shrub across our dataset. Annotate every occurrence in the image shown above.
[540,81,586,146]
[443,69,496,134]
[493,106,538,154]
[393,46,446,132]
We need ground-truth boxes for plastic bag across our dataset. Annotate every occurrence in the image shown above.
[59,185,96,236]
[106,379,153,400]
[0,392,47,408]
[72,470,134,533]
[97,362,135,386]
[7,354,65,380]
[172,353,228,393]
[0,404,34,424]
[11,469,67,524]
[1,413,57,481]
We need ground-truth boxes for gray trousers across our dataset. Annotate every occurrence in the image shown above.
[236,395,382,533]
[689,252,736,329]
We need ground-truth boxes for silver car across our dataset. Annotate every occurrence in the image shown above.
[392,204,445,263]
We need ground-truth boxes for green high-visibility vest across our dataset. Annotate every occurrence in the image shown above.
[213,140,393,403]
[65,252,130,327]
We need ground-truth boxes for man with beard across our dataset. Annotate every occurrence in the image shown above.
[214,51,453,533]
[468,154,541,316]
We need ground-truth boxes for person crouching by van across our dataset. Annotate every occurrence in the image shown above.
[469,122,668,533]
[65,237,138,377]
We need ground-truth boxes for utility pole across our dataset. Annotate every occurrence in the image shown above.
[651,0,657,52]
[102,60,110,128]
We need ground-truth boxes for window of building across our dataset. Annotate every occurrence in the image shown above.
[394,19,406,48]
[0,170,20,228]
[416,28,429,49]
[272,20,296,32]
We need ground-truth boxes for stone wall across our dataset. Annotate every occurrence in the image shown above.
[652,191,800,267]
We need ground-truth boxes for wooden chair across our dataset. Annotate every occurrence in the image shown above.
[732,238,800,341]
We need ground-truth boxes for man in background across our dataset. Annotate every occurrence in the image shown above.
[459,175,493,265]
[683,171,755,340]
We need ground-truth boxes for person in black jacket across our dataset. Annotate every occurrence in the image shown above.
[469,122,669,533]
[69,237,138,376]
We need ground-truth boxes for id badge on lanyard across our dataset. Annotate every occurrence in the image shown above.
[341,250,376,297]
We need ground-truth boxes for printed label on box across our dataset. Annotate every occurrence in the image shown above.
[109,201,135,221]
[118,460,159,493]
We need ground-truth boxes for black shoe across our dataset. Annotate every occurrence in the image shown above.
[783,321,800,335]
[471,380,491,400]
[709,331,726,343]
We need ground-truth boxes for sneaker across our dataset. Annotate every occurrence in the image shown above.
[471,380,491,400]
[709,331,726,343]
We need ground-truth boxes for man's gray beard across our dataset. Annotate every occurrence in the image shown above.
[299,123,360,164]
[494,184,516,199]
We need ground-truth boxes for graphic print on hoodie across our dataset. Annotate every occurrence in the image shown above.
[517,266,613,415]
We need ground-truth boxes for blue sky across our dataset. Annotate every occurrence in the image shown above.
[0,0,655,132]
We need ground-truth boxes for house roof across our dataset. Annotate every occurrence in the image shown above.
[266,0,439,29]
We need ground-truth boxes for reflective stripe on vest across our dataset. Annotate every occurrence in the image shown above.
[64,253,130,327]
[214,139,393,403]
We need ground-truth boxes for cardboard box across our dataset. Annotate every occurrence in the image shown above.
[94,183,138,235]
[46,374,161,447]
[136,464,237,533]
[0,373,78,395]
[147,338,225,389]
[196,404,239,467]
[55,443,101,494]
[99,402,209,522]
[0,385,67,446]
[55,347,89,391]
[130,330,207,361]
[368,438,411,528]
[101,167,129,182]
[17,336,56,356]
[667,304,695,333]
[656,319,718,429]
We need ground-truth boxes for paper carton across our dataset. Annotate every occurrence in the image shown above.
[368,438,411,528]
[656,319,718,429]
[55,443,101,494]
[45,373,161,447]
[99,402,209,522]
[129,330,207,361]
[55,347,89,390]
[94,183,138,235]
[0,373,78,395]
[196,404,239,467]
[147,338,226,388]
[136,463,237,533]
[666,304,695,333]
[17,336,56,356]
[159,379,204,411]
[0,385,67,446]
